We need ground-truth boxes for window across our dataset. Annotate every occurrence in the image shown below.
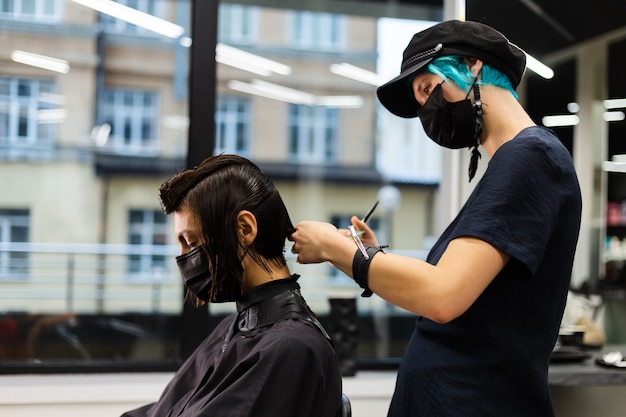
[290,11,344,51]
[215,96,250,155]
[101,89,158,154]
[127,209,168,280]
[218,3,258,44]
[288,104,338,163]
[0,209,30,280]
[0,0,61,21]
[0,76,57,149]
[100,0,166,34]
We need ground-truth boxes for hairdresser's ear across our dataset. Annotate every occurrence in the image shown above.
[464,57,483,76]
[237,210,258,246]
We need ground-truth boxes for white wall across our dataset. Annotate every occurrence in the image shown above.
[0,371,397,417]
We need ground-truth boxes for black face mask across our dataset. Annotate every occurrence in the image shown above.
[416,82,477,149]
[175,246,238,303]
[416,81,483,181]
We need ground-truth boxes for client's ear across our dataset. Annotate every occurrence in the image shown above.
[236,210,258,246]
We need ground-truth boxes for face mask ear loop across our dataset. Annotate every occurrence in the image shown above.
[468,75,483,182]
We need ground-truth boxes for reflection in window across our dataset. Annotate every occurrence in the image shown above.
[101,89,158,154]
[100,0,165,34]
[216,96,250,155]
[218,3,258,44]
[290,11,344,50]
[127,209,168,280]
[0,76,56,148]
[0,209,30,279]
[288,104,338,163]
[0,0,62,21]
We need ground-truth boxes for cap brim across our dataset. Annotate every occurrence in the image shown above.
[376,58,433,118]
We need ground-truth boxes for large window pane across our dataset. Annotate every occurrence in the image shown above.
[214,1,442,364]
[0,0,189,369]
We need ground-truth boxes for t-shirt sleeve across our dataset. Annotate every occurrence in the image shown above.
[453,138,563,276]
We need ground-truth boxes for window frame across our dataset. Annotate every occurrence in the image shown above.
[100,88,159,155]
[0,209,30,281]
[215,96,251,155]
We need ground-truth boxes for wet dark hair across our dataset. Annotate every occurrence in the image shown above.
[159,154,295,303]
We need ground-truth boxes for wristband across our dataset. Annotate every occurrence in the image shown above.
[352,244,385,297]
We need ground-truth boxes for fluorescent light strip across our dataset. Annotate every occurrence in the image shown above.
[71,0,184,38]
[216,44,291,75]
[217,55,272,76]
[229,80,313,105]
[542,114,579,127]
[37,108,67,123]
[329,63,383,86]
[602,154,626,173]
[11,50,69,74]
[525,53,554,79]
[604,111,625,122]
[229,79,363,108]
[315,96,363,108]
[604,98,626,109]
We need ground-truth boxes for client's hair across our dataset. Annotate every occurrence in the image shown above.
[159,154,295,303]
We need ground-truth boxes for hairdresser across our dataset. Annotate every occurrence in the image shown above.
[290,20,582,416]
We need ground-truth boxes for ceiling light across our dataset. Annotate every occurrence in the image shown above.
[315,96,364,108]
[329,63,383,86]
[525,53,554,79]
[567,102,579,113]
[604,111,625,122]
[604,98,626,109]
[216,44,291,76]
[37,108,66,123]
[229,80,314,105]
[11,50,69,74]
[229,79,363,108]
[602,154,626,173]
[542,114,579,127]
[217,55,272,76]
[71,0,184,38]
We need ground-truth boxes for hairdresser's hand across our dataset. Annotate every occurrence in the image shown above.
[290,221,348,264]
[349,216,381,247]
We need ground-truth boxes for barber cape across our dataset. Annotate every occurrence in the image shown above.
[121,275,342,417]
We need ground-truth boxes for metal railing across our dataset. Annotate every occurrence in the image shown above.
[0,242,183,314]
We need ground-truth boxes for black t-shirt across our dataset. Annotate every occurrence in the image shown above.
[388,126,582,417]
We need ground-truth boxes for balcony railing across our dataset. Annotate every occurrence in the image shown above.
[0,242,183,315]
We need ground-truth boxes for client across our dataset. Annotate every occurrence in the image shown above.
[122,154,342,417]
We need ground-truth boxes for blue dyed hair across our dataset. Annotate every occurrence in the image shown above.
[426,55,518,99]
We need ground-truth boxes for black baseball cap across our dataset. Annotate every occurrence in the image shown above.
[377,20,527,118]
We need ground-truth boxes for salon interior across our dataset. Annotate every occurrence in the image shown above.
[1,0,626,416]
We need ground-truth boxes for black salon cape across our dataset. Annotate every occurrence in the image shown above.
[122,277,342,417]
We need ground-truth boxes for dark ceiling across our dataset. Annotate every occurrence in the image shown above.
[249,1,626,58]
[465,0,626,57]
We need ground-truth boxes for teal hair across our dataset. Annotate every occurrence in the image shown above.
[426,55,518,99]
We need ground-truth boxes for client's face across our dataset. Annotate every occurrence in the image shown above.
[173,206,202,255]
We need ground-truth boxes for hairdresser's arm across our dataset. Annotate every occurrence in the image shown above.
[291,221,509,323]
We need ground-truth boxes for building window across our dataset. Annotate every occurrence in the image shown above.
[127,209,168,280]
[215,96,250,155]
[0,209,30,280]
[218,3,258,44]
[0,0,62,21]
[290,11,344,50]
[100,0,165,34]
[288,104,338,163]
[101,89,158,154]
[0,76,57,148]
